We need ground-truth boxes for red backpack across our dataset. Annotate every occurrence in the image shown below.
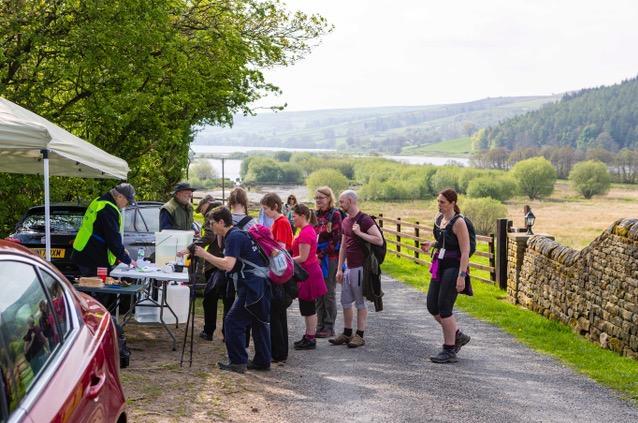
[242,224,294,285]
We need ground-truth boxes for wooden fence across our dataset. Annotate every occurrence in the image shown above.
[377,214,496,285]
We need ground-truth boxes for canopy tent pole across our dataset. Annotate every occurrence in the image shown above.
[41,149,51,261]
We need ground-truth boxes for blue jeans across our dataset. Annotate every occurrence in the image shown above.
[224,289,271,366]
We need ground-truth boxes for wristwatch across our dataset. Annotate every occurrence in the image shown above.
[459,270,468,278]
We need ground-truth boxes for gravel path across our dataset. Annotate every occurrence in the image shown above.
[260,276,638,423]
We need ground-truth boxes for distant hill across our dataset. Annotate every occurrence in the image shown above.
[485,76,638,151]
[194,96,559,154]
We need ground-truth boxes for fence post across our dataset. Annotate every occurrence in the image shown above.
[488,234,496,284]
[379,213,384,229]
[396,217,401,255]
[414,221,420,260]
[495,218,509,290]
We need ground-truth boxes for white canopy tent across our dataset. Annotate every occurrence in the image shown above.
[0,97,129,260]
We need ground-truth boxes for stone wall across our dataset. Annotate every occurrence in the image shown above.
[507,218,638,359]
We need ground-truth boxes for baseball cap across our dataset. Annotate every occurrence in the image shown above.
[114,183,136,205]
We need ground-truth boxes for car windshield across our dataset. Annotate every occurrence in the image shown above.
[124,206,160,233]
[19,210,85,233]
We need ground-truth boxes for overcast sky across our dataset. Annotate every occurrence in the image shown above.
[258,0,638,111]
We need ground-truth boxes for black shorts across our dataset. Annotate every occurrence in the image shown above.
[299,299,316,316]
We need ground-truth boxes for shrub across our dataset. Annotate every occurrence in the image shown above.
[568,160,611,199]
[430,167,460,193]
[279,163,304,184]
[306,168,349,195]
[461,197,507,235]
[243,157,283,183]
[510,157,557,199]
[467,175,516,201]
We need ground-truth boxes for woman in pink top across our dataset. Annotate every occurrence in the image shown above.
[291,204,327,350]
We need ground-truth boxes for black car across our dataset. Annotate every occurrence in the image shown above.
[6,201,170,278]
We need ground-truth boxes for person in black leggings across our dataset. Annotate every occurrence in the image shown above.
[421,188,472,363]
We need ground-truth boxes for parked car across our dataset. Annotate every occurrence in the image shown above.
[0,240,127,422]
[5,201,191,278]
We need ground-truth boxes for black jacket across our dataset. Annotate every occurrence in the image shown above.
[71,192,131,271]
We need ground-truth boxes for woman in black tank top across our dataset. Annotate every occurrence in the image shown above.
[420,188,472,363]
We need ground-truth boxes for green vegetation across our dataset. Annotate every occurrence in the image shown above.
[381,254,638,402]
[402,137,473,155]
[241,157,305,185]
[511,157,557,199]
[306,169,349,195]
[484,75,638,151]
[569,160,611,199]
[467,175,516,201]
[0,0,330,235]
[461,197,507,235]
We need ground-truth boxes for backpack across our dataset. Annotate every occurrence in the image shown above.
[439,214,477,257]
[236,215,253,231]
[327,207,347,222]
[241,224,294,285]
[355,213,387,265]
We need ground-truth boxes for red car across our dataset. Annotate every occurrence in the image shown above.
[0,240,126,423]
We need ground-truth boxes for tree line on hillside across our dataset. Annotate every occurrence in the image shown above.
[477,76,638,151]
[0,0,330,236]
[471,144,638,183]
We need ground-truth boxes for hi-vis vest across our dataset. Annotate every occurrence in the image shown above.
[73,198,122,265]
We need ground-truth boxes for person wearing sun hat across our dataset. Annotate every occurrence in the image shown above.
[160,181,197,231]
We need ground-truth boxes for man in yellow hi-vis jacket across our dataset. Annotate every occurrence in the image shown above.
[72,183,137,277]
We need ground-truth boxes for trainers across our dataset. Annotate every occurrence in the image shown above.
[316,328,335,338]
[217,362,247,373]
[347,334,365,348]
[247,360,271,371]
[328,333,352,345]
[293,335,307,347]
[430,348,458,363]
[294,336,316,350]
[199,331,213,341]
[455,331,471,353]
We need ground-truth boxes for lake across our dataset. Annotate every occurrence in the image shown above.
[190,145,469,181]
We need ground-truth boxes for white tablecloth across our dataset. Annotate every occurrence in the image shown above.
[110,263,189,282]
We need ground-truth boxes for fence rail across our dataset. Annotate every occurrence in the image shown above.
[377,214,496,285]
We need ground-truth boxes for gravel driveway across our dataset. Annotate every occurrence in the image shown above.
[259,276,638,423]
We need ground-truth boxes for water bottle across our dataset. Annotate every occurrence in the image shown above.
[137,247,145,263]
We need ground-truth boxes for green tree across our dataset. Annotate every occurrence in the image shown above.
[306,169,349,196]
[510,157,557,199]
[568,160,611,199]
[430,167,459,193]
[244,158,283,184]
[0,0,330,235]
[189,160,217,181]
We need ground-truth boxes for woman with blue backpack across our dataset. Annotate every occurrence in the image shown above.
[420,188,473,364]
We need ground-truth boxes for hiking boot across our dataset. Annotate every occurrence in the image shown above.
[328,333,352,345]
[293,335,306,347]
[247,360,271,371]
[347,334,365,348]
[455,331,471,353]
[316,328,335,338]
[430,348,458,364]
[294,336,316,350]
[199,331,213,341]
[217,362,247,374]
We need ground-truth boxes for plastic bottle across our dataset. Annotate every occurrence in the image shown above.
[137,247,145,263]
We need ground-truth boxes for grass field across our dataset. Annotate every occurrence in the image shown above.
[381,252,638,402]
[362,180,638,250]
[401,136,472,156]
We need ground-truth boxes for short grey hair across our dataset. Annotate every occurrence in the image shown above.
[340,190,358,202]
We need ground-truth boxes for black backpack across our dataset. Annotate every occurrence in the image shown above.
[442,214,477,257]
[356,213,387,265]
